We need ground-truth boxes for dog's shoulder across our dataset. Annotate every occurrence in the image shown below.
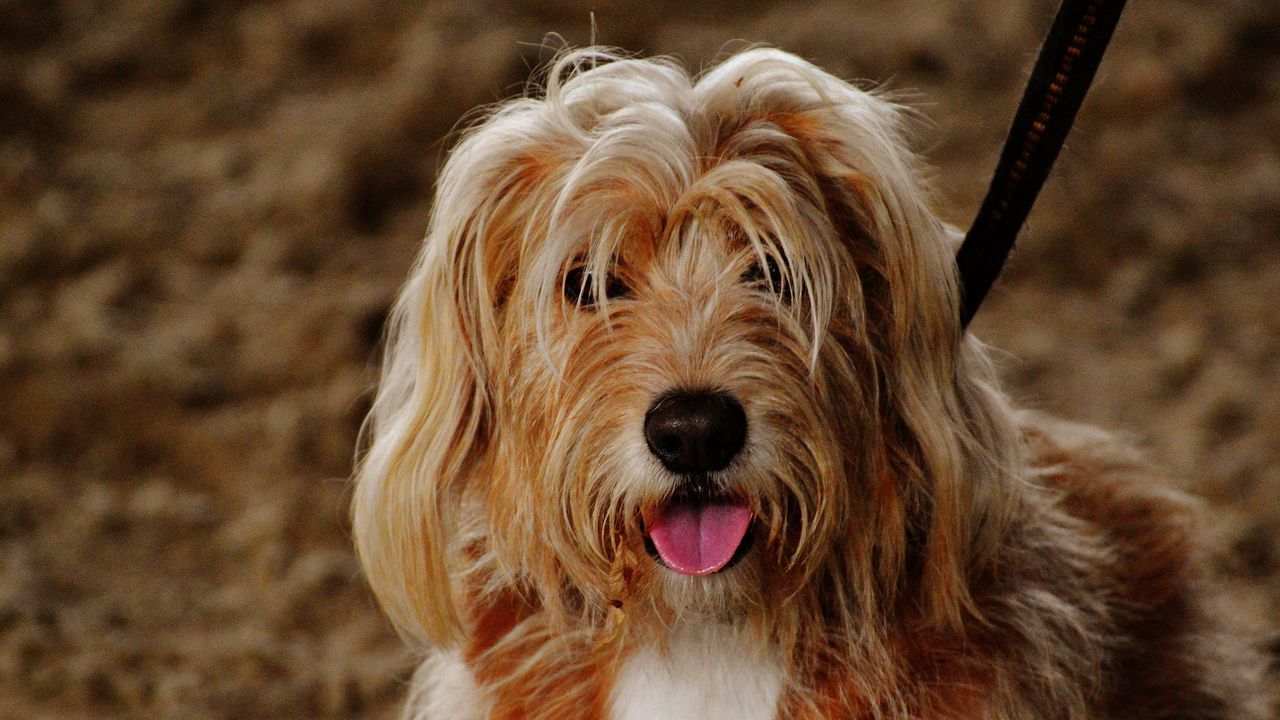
[1019,410,1199,604]
[1016,411,1270,720]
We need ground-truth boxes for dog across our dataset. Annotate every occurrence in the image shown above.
[352,47,1268,719]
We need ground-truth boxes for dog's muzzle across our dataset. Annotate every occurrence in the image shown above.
[642,391,752,576]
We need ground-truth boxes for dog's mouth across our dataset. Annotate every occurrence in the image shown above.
[642,488,753,576]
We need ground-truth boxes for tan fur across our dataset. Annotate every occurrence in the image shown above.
[352,47,1268,719]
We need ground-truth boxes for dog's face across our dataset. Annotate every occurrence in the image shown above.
[354,48,1014,647]
[493,209,868,620]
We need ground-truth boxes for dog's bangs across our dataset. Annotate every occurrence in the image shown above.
[670,166,837,368]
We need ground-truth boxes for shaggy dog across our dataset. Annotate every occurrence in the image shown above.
[352,48,1266,719]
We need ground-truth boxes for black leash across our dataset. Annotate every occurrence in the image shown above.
[956,0,1128,329]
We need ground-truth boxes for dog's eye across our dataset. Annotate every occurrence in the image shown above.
[742,255,787,295]
[563,266,630,307]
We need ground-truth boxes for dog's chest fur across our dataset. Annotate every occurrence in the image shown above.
[609,623,783,720]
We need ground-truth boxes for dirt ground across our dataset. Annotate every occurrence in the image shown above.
[0,0,1277,718]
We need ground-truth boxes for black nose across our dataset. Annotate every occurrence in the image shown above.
[643,391,747,474]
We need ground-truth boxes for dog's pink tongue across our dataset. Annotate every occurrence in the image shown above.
[648,499,751,576]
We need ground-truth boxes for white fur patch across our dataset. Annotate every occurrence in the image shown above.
[404,651,485,720]
[609,623,783,720]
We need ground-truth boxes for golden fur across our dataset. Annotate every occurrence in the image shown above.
[352,48,1267,719]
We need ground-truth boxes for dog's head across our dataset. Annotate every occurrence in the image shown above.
[353,48,1017,648]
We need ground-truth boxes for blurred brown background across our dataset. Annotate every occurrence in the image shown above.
[1,0,1277,718]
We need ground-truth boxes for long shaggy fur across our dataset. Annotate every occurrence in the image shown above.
[352,47,1268,719]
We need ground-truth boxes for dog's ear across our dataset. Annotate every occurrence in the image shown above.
[799,122,1006,629]
[351,247,485,647]
[809,112,1017,632]
[351,125,529,647]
